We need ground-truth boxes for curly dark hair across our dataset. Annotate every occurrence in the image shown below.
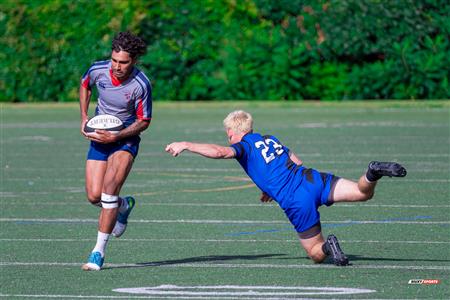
[111,31,147,59]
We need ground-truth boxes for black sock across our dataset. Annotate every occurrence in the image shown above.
[365,169,381,182]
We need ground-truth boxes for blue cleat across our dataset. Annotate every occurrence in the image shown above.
[112,196,136,238]
[82,251,104,271]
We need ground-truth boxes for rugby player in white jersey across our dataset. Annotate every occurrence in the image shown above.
[79,31,152,271]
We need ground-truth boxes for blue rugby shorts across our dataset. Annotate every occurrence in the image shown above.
[87,136,141,161]
[283,168,340,234]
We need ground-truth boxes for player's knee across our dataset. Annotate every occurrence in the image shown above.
[86,194,100,203]
[86,191,101,205]
[359,191,374,202]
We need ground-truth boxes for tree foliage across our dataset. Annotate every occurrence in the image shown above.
[1,0,448,101]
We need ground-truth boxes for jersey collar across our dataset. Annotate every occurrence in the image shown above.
[109,68,136,87]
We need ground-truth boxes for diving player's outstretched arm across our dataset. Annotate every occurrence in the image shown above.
[166,142,235,159]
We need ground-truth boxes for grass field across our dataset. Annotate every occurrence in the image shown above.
[1,101,449,299]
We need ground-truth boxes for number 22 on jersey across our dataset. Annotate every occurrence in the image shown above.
[255,139,284,163]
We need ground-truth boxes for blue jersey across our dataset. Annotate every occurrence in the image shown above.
[231,133,305,209]
[231,132,339,233]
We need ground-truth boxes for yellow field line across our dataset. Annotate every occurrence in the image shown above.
[135,183,255,196]
[182,183,255,193]
[153,172,251,182]
[134,191,170,196]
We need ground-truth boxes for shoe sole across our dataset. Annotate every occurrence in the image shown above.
[112,222,127,238]
[369,161,407,177]
[82,262,101,271]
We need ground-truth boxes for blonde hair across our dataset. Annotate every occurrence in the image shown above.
[223,110,253,134]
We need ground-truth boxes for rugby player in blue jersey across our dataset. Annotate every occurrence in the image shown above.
[79,32,152,270]
[165,110,407,266]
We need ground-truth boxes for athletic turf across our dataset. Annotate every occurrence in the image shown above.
[1,101,449,299]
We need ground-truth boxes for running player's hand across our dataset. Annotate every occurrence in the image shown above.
[260,192,273,203]
[80,117,89,138]
[86,129,118,144]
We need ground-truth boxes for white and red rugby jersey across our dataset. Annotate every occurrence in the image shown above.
[81,60,152,127]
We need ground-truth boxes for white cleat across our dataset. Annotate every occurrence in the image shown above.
[112,221,127,238]
[82,262,101,271]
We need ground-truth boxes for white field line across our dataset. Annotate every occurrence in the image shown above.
[4,150,450,158]
[3,165,450,172]
[112,285,376,297]
[0,295,425,300]
[334,203,450,208]
[0,294,407,300]
[1,178,450,185]
[0,295,239,299]
[1,238,448,244]
[0,296,244,300]
[1,201,450,209]
[1,179,449,198]
[1,218,449,225]
[0,296,390,300]
[113,285,377,297]
[138,203,449,208]
[0,261,448,271]
[0,295,384,300]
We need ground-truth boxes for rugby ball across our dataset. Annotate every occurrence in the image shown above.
[84,114,124,133]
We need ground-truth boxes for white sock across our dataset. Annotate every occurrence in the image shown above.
[92,231,109,257]
[118,197,129,214]
[364,175,377,183]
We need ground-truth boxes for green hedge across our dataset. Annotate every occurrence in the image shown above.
[0,0,143,102]
[1,0,448,101]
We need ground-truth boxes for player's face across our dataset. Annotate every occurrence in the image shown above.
[226,128,239,144]
[111,50,136,80]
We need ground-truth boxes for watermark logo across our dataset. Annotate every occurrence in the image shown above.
[408,279,440,285]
